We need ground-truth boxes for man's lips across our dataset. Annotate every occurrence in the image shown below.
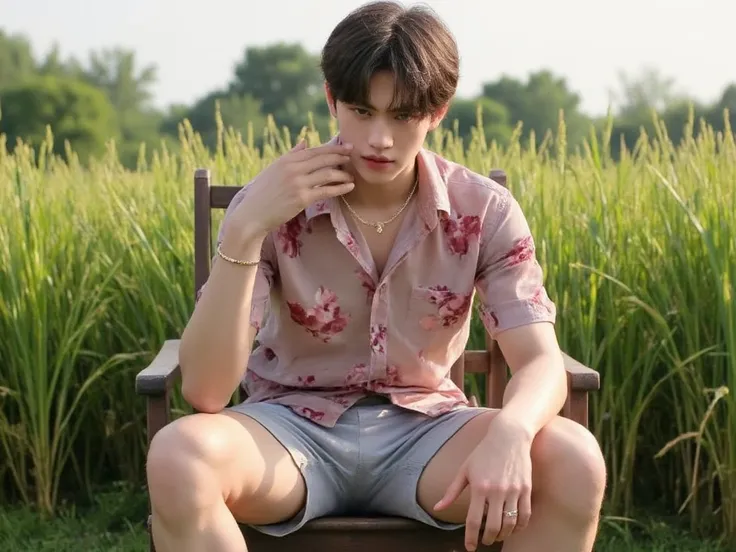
[362,156,393,163]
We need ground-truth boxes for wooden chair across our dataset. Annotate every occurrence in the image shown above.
[135,168,600,552]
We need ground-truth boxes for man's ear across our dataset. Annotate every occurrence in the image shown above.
[324,82,338,118]
[428,103,450,131]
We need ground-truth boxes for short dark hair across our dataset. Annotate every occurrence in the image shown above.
[320,1,459,117]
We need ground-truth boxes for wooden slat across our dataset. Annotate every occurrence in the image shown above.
[135,340,181,395]
[210,185,243,209]
[462,350,491,372]
[194,169,213,298]
[489,169,507,187]
[241,517,502,552]
[564,390,589,428]
[562,352,600,391]
[148,515,503,551]
[487,338,507,409]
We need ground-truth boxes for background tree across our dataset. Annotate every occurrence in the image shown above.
[36,42,85,79]
[0,30,36,90]
[444,97,513,147]
[80,48,161,166]
[1,28,735,165]
[0,75,118,161]
[481,70,591,149]
[165,90,267,148]
[228,43,324,133]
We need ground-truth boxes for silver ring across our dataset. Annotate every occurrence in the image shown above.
[503,509,519,518]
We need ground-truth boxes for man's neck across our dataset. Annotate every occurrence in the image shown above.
[343,162,418,212]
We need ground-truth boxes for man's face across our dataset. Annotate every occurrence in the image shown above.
[326,71,447,187]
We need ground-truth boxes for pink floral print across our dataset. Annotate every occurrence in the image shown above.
[277,217,304,257]
[296,407,325,422]
[330,396,353,407]
[213,142,557,428]
[418,286,473,330]
[287,287,350,342]
[370,324,387,354]
[343,231,361,258]
[441,213,481,256]
[478,304,500,329]
[369,364,402,392]
[531,287,554,314]
[499,235,534,267]
[355,269,376,303]
[344,363,369,386]
[247,370,284,392]
[314,200,329,214]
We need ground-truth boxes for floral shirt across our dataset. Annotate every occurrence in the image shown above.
[205,140,556,427]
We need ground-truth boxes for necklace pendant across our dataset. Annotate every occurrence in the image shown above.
[375,223,384,234]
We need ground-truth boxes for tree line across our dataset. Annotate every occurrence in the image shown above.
[1,29,735,167]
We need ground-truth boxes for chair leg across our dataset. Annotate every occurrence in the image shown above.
[564,389,589,428]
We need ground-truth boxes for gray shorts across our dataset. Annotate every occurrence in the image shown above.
[227,396,486,536]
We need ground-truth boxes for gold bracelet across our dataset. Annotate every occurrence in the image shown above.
[216,243,260,266]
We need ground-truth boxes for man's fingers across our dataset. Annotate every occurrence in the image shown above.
[302,167,354,188]
[464,493,487,552]
[494,496,520,542]
[298,153,352,175]
[517,489,532,530]
[312,181,355,201]
[290,140,307,152]
[292,142,353,161]
[479,493,503,546]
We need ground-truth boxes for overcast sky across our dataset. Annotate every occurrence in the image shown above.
[1,0,732,116]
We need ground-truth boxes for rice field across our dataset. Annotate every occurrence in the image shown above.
[0,109,734,544]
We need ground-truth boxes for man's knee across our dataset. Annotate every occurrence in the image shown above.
[534,418,607,522]
[147,414,234,521]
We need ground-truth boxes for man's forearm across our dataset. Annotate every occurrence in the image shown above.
[179,230,265,412]
[493,352,568,440]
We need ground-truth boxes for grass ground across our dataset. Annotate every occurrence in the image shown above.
[0,486,728,551]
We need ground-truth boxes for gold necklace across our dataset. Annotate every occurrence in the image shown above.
[340,174,419,234]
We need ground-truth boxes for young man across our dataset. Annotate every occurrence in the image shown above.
[146,2,607,551]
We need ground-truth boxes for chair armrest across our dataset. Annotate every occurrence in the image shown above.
[135,340,181,396]
[562,352,600,391]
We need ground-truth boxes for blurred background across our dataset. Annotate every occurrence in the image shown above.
[2,0,735,166]
[1,2,735,551]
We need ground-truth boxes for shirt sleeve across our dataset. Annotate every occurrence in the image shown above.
[196,183,278,331]
[474,190,556,339]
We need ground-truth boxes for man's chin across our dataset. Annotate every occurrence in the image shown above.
[360,162,413,183]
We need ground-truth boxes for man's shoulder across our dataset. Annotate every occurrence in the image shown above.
[424,149,510,194]
[423,149,513,212]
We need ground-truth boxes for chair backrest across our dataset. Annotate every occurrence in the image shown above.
[193,167,510,406]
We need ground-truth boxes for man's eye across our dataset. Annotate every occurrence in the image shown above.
[353,108,370,116]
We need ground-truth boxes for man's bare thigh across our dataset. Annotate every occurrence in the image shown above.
[149,409,306,525]
[415,409,499,523]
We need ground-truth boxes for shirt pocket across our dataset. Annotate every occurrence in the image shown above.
[406,285,474,335]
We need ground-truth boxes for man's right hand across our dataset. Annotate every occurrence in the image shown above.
[225,140,355,241]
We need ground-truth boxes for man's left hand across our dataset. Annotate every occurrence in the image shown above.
[433,414,534,551]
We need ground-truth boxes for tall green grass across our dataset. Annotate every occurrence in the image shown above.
[0,110,733,544]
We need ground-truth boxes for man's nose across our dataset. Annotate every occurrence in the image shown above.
[367,120,393,150]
